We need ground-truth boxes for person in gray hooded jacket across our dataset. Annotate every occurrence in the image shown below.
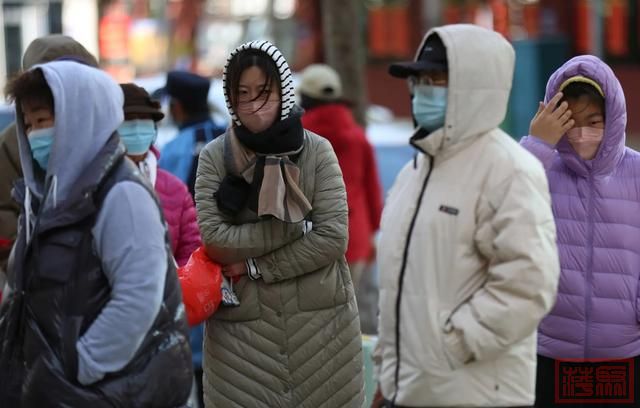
[0,34,99,295]
[0,60,192,407]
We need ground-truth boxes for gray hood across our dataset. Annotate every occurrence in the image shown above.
[16,61,124,217]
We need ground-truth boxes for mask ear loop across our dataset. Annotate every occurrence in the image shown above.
[153,122,159,146]
[408,78,418,130]
[407,76,417,93]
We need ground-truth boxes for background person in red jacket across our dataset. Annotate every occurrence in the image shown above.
[299,64,383,334]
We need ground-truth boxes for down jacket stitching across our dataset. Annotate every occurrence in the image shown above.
[298,334,362,406]
[215,353,281,393]
[226,328,286,370]
[209,369,272,407]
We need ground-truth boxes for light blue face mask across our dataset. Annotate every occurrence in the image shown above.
[412,84,448,132]
[118,119,157,155]
[28,127,55,170]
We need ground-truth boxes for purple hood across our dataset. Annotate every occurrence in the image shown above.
[521,55,640,359]
[546,55,627,177]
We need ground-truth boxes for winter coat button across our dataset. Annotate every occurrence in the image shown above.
[277,311,282,317]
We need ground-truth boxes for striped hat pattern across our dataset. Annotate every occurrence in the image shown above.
[222,40,295,127]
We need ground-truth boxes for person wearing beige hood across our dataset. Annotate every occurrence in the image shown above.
[374,25,560,407]
[0,35,98,287]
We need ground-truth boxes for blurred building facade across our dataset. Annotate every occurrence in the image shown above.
[362,0,640,140]
[3,0,640,138]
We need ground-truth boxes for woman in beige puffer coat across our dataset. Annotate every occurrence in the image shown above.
[195,40,364,408]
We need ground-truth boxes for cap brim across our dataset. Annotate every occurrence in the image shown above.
[388,60,447,78]
[150,87,168,100]
[123,106,165,121]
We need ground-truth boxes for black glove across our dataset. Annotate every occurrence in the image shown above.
[215,175,251,216]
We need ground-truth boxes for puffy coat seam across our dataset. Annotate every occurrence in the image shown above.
[555,217,640,229]
[207,341,286,390]
[215,329,286,374]
[550,192,640,204]
[208,368,273,408]
[296,335,362,406]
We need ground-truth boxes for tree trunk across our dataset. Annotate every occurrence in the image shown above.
[321,0,368,126]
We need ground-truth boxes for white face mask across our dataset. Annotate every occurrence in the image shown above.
[236,100,280,133]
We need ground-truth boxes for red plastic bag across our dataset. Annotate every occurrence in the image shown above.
[177,247,223,326]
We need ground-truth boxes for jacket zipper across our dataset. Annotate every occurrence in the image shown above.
[584,175,595,359]
[391,153,434,405]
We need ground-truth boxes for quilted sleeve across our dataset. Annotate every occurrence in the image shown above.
[195,136,304,265]
[255,138,348,284]
[519,135,556,170]
[443,164,560,367]
[174,187,201,267]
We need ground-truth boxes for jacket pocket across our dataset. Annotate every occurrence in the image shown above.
[439,308,473,371]
[22,344,111,408]
[442,328,473,370]
[35,230,85,284]
[212,277,261,322]
[297,261,349,311]
[117,326,193,407]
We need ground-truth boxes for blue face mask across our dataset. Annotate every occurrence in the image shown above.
[412,85,448,132]
[28,127,55,171]
[118,119,157,155]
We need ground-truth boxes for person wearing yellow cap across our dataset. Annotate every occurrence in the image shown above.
[521,56,640,407]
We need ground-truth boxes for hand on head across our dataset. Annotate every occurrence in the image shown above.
[529,92,575,146]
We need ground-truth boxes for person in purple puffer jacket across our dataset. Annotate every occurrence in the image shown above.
[521,55,640,407]
[119,83,201,266]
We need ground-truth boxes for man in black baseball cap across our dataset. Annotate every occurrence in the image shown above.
[375,25,556,408]
[388,33,450,134]
[156,70,226,196]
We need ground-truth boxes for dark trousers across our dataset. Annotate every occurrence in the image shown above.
[536,354,640,408]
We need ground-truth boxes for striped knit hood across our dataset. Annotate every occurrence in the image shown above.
[222,40,295,127]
